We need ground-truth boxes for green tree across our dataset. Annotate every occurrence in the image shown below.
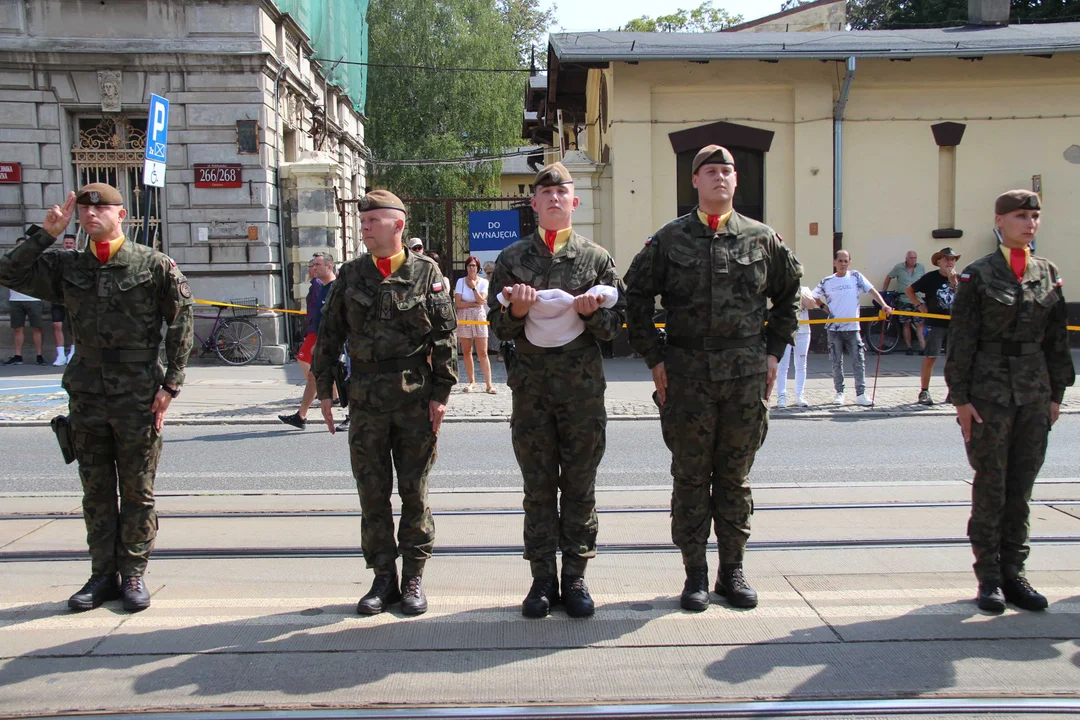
[621,1,743,31]
[847,0,1080,29]
[365,0,523,203]
[498,0,556,66]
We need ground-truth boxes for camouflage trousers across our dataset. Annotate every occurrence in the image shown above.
[348,395,437,576]
[511,389,605,578]
[964,396,1051,584]
[658,372,769,567]
[68,388,161,577]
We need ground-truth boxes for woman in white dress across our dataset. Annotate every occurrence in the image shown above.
[455,256,495,393]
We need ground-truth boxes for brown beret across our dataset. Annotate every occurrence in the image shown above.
[534,162,573,188]
[995,189,1040,215]
[692,145,736,174]
[359,189,406,213]
[76,183,124,206]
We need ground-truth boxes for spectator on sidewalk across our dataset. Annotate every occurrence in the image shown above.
[483,260,504,362]
[49,234,78,366]
[455,256,495,393]
[883,250,926,356]
[775,286,815,408]
[408,237,424,254]
[279,252,336,429]
[813,250,892,406]
[4,237,46,366]
[906,247,959,406]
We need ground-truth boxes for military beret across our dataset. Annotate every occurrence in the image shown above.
[76,183,124,206]
[534,162,573,188]
[995,189,1040,215]
[359,189,406,213]
[692,145,736,174]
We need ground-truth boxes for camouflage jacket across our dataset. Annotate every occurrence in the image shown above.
[623,208,803,381]
[945,249,1074,406]
[0,226,193,395]
[312,248,457,408]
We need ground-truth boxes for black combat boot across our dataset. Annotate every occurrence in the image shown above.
[522,576,559,618]
[400,574,428,616]
[68,573,120,612]
[680,566,710,612]
[120,575,151,612]
[561,575,595,618]
[716,563,758,608]
[976,582,1006,613]
[1002,576,1048,611]
[356,572,401,615]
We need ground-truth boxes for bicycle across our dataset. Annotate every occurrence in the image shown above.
[192,296,264,366]
[862,290,902,355]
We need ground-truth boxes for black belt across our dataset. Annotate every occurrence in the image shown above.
[75,345,159,363]
[514,334,598,355]
[351,354,428,374]
[666,334,763,351]
[979,341,1041,357]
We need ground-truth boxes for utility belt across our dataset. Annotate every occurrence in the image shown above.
[514,334,597,355]
[75,345,159,363]
[978,340,1041,357]
[666,334,763,351]
[350,354,428,374]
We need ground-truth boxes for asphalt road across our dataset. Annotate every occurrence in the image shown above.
[4,414,1080,494]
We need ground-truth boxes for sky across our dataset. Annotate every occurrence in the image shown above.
[546,0,791,33]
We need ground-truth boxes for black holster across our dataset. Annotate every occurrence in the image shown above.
[50,415,76,464]
[501,340,516,374]
[333,360,349,408]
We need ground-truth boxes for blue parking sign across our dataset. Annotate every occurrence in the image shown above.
[145,94,169,163]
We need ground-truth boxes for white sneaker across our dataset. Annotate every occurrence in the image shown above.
[776,396,787,408]
[796,394,809,407]
[855,394,873,406]
[832,393,845,405]
[66,347,75,362]
[52,354,66,367]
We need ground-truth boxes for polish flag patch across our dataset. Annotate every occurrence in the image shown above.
[960,272,972,283]
[432,281,443,292]
[1057,277,1064,287]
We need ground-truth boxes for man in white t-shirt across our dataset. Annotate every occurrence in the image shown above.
[812,250,892,406]
[4,237,46,366]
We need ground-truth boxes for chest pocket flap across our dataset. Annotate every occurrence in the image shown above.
[347,286,375,306]
[62,266,95,290]
[985,283,1017,306]
[732,245,765,266]
[668,245,701,268]
[1036,286,1060,307]
[396,294,426,312]
[117,270,153,292]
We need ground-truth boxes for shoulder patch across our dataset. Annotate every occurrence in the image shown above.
[1056,277,1064,287]
[644,237,652,245]
[178,279,192,298]
[432,280,443,293]
[776,233,783,242]
[960,272,971,283]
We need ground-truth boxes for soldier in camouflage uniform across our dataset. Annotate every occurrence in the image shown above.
[624,146,802,611]
[488,162,626,619]
[311,190,457,617]
[946,189,1074,613]
[0,183,194,612]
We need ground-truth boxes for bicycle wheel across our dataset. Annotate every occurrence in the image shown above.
[864,319,900,355]
[213,319,263,365]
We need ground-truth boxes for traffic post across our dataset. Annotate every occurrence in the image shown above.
[142,93,169,245]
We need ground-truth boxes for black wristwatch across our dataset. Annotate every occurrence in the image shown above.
[161,384,181,398]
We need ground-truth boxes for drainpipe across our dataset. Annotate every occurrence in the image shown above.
[272,61,292,354]
[833,57,855,255]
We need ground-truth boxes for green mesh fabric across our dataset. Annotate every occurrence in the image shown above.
[274,0,369,110]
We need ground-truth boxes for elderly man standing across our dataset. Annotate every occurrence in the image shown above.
[312,190,457,617]
[906,247,960,406]
[0,184,193,612]
[489,162,626,619]
[624,145,802,611]
[883,250,926,355]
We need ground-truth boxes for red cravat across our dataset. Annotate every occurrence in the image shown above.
[544,229,558,253]
[1009,248,1026,282]
[707,215,722,231]
[375,257,393,278]
[94,241,111,264]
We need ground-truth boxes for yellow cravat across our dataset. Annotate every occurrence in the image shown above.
[93,236,125,263]
[539,226,573,255]
[372,249,406,277]
[697,209,732,232]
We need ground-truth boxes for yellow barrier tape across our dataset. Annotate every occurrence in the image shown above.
[194,299,305,316]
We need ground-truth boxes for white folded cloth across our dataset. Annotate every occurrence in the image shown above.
[496,284,619,347]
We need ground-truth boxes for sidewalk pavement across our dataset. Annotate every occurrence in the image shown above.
[2,349,1079,425]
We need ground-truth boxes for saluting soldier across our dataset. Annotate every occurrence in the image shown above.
[311,190,457,617]
[488,162,627,619]
[623,146,802,612]
[946,189,1074,613]
[0,184,194,612]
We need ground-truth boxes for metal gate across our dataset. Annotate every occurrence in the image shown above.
[72,116,162,249]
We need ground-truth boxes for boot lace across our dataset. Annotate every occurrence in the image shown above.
[527,577,556,600]
[122,576,144,592]
[1010,576,1036,594]
[402,575,423,598]
[725,567,750,591]
[564,576,588,597]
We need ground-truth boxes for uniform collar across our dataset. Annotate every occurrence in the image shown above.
[532,228,580,259]
[691,206,743,238]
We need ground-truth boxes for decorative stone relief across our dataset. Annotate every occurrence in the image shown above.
[98,70,122,112]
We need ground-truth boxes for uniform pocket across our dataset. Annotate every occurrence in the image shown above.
[733,246,767,293]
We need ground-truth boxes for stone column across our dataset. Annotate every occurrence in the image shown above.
[279,150,342,306]
[561,150,607,252]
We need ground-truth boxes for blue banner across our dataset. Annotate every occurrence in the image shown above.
[469,210,521,252]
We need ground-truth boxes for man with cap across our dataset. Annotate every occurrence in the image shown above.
[946,189,1074,613]
[488,161,626,619]
[624,145,802,612]
[905,247,960,405]
[0,184,193,612]
[408,237,424,253]
[311,189,457,616]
